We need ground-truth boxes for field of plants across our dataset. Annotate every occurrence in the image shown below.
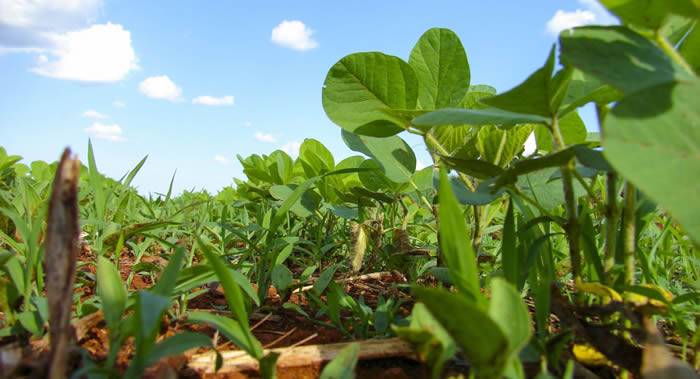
[1,2,700,379]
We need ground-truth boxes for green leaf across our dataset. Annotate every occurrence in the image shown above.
[515,168,587,212]
[199,240,250,330]
[319,343,360,379]
[476,125,534,167]
[559,26,693,94]
[426,125,478,158]
[438,175,505,205]
[559,69,623,115]
[462,85,497,109]
[535,112,587,152]
[231,270,261,307]
[409,28,470,109]
[392,303,456,379]
[441,156,504,179]
[299,138,334,177]
[146,332,214,368]
[322,52,418,137]
[493,148,577,189]
[481,46,557,117]
[189,311,263,359]
[136,291,170,340]
[604,80,700,242]
[413,108,549,128]
[269,177,319,236]
[313,265,338,295]
[259,352,280,379]
[438,168,482,304]
[487,278,532,356]
[358,159,398,192]
[270,184,321,218]
[150,247,185,297]
[97,256,127,331]
[413,286,509,377]
[599,0,700,30]
[342,130,416,183]
[271,264,293,292]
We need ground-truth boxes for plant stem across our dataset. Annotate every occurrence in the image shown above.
[596,103,619,281]
[655,32,695,75]
[622,181,636,285]
[550,115,582,283]
[423,131,476,191]
[604,172,619,277]
[422,131,484,251]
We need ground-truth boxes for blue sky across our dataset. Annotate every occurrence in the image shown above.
[0,1,615,194]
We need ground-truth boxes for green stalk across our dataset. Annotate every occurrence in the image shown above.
[604,172,619,277]
[596,103,619,280]
[622,181,636,285]
[550,115,582,283]
[422,131,484,251]
[655,32,695,75]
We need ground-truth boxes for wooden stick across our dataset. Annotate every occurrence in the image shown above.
[45,149,80,379]
[188,337,415,376]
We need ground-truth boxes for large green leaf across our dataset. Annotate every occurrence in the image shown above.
[413,108,549,128]
[322,52,418,137]
[409,28,470,109]
[413,287,509,377]
[560,26,693,94]
[604,80,700,242]
[599,0,700,30]
[437,168,482,303]
[481,46,558,117]
[342,130,416,183]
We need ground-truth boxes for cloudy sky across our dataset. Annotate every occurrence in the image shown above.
[0,0,616,194]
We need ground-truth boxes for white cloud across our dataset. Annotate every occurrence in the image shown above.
[112,100,126,108]
[271,20,318,51]
[82,109,107,119]
[546,0,617,36]
[85,122,125,142]
[214,154,229,165]
[30,23,138,82]
[254,132,277,143]
[0,0,101,30]
[523,132,537,156]
[192,95,234,106]
[546,10,596,35]
[280,141,301,158]
[139,75,182,101]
